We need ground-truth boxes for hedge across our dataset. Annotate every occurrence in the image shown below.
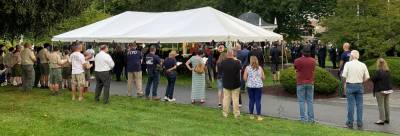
[280,67,339,94]
[367,57,400,85]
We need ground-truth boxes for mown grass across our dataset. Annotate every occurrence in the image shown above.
[0,87,391,136]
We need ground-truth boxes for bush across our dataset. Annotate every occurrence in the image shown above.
[280,67,339,94]
[367,57,400,85]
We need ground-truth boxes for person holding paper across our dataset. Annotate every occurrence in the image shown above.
[163,51,177,102]
[371,58,392,125]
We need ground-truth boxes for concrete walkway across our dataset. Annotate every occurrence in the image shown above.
[89,80,400,135]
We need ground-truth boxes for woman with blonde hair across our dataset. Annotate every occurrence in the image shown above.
[163,50,178,102]
[371,58,392,125]
[243,56,265,121]
[215,52,226,108]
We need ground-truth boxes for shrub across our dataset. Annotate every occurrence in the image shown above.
[280,67,339,94]
[367,57,400,85]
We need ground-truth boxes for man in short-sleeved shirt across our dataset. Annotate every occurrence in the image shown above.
[270,44,281,83]
[218,49,242,118]
[38,43,51,88]
[20,43,36,92]
[69,44,86,101]
[126,43,144,96]
[144,46,161,100]
[341,50,369,128]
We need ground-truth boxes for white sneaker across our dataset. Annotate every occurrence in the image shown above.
[168,98,176,102]
[163,96,169,101]
[239,104,242,108]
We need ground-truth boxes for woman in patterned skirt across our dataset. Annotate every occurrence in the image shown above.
[185,50,206,104]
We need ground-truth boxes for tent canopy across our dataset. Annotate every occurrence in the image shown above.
[52,7,283,43]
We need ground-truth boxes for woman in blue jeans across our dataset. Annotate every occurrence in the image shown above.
[243,56,265,121]
[163,51,177,102]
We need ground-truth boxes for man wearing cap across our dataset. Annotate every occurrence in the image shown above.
[94,44,115,104]
[294,47,316,122]
[126,43,144,97]
[20,43,37,91]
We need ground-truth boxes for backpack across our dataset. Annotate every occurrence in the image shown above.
[193,58,205,74]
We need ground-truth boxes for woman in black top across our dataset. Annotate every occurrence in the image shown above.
[371,58,392,125]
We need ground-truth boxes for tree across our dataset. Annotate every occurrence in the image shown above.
[0,0,91,43]
[321,0,400,58]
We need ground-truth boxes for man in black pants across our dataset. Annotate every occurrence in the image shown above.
[318,45,327,68]
[329,45,337,69]
[94,45,115,104]
[270,44,281,83]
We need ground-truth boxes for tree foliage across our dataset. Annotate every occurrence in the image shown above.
[0,0,91,42]
[1,0,337,43]
[321,0,400,58]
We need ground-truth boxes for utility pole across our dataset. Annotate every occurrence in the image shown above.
[357,3,360,47]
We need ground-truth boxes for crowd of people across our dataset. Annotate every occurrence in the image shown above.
[0,41,393,127]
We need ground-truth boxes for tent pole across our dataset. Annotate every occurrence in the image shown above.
[281,40,284,68]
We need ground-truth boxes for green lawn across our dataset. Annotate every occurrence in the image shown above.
[0,87,390,136]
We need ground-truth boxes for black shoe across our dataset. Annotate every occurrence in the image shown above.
[384,120,390,124]
[218,104,222,108]
[345,123,353,129]
[357,124,363,129]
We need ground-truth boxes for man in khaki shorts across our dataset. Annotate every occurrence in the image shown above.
[69,43,87,101]
[38,43,51,88]
[48,46,67,95]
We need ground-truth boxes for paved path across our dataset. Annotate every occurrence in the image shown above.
[90,80,400,135]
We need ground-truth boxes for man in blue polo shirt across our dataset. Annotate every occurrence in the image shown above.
[126,43,143,97]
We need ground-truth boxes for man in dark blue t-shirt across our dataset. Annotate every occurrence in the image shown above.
[145,45,161,100]
[218,49,242,118]
[126,43,143,97]
[339,42,351,98]
[270,44,281,83]
[236,44,249,91]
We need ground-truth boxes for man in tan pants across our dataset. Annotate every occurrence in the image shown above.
[126,43,144,97]
[218,49,242,118]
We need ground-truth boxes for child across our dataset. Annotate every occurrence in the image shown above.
[83,52,93,93]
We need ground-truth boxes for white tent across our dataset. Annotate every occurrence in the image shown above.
[52,7,283,43]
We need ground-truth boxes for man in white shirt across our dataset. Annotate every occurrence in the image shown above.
[341,50,370,129]
[70,43,86,101]
[94,44,115,104]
